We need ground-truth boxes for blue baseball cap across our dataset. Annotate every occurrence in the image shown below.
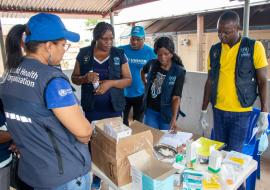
[25,13,80,43]
[130,26,145,38]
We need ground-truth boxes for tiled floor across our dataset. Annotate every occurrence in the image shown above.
[256,158,270,190]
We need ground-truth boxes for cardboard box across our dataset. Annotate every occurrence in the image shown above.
[104,122,132,142]
[128,150,177,190]
[129,120,164,145]
[91,118,154,186]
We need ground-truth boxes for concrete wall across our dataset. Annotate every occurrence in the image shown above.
[177,33,199,71]
[64,69,270,159]
[177,30,270,74]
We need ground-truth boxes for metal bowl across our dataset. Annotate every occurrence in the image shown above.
[154,144,177,159]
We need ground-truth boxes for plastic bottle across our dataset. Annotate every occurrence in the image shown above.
[208,149,222,173]
[186,140,197,167]
[89,70,99,89]
[92,81,99,89]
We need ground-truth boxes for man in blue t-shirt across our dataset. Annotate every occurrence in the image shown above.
[119,26,156,126]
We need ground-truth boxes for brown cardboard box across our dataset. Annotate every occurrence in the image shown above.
[91,118,154,186]
[129,120,164,145]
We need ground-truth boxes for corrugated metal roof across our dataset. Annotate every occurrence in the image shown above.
[137,3,270,34]
[0,0,118,18]
[0,0,157,18]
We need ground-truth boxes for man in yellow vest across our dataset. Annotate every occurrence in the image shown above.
[200,11,268,155]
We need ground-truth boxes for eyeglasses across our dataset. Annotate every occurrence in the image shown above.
[52,42,71,51]
[64,43,71,51]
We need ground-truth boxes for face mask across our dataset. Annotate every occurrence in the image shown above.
[258,133,269,155]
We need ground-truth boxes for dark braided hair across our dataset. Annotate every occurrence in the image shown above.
[5,24,60,70]
[5,24,41,70]
[91,22,115,47]
[5,24,26,70]
[154,36,184,67]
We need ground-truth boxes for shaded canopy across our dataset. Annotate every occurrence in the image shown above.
[135,3,270,34]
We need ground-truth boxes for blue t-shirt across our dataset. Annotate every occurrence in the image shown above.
[45,78,77,109]
[119,44,156,97]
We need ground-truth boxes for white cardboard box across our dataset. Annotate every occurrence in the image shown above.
[128,150,177,190]
[103,119,132,142]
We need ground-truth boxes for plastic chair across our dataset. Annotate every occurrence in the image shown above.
[210,108,270,190]
[242,108,260,190]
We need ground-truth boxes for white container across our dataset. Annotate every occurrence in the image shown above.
[92,81,99,89]
[186,140,197,164]
[104,122,132,142]
[208,149,222,173]
[131,166,142,190]
[89,70,99,89]
[174,173,181,187]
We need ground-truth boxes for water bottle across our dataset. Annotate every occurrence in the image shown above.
[93,80,99,89]
[89,70,99,89]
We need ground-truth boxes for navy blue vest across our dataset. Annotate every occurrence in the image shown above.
[210,37,257,107]
[143,60,186,123]
[78,46,126,112]
[0,58,91,188]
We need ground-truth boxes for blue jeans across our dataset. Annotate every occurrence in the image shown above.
[49,173,90,190]
[213,107,251,152]
[144,108,170,130]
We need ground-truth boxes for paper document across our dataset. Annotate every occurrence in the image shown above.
[159,131,193,148]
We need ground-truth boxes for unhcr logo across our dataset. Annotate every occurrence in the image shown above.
[169,76,176,85]
[240,47,251,57]
[83,55,90,64]
[114,57,120,65]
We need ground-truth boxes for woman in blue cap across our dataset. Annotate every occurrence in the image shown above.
[0,13,93,190]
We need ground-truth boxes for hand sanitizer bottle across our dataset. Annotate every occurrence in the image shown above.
[89,70,99,89]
